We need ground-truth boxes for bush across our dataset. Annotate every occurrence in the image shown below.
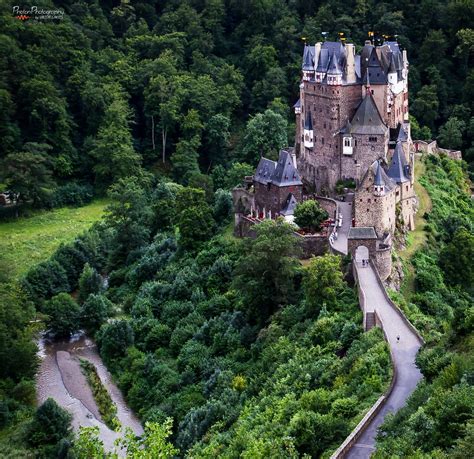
[28,398,72,447]
[80,294,112,334]
[78,263,102,304]
[23,260,70,307]
[50,183,94,208]
[97,320,134,365]
[44,293,81,338]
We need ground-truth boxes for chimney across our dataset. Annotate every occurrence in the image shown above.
[402,49,408,69]
[314,42,322,70]
[345,43,356,84]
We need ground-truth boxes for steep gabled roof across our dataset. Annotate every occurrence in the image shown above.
[365,48,387,84]
[350,92,387,135]
[304,110,313,130]
[254,157,276,185]
[360,160,396,192]
[327,52,342,75]
[302,45,314,71]
[374,160,385,186]
[280,193,298,216]
[387,141,409,183]
[272,149,303,186]
[293,99,301,109]
[316,48,330,72]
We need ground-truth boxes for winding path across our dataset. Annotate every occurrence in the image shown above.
[330,199,423,458]
[345,262,423,458]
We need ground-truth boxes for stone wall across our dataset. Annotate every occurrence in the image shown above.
[235,216,330,258]
[314,196,337,219]
[297,82,363,191]
[414,140,462,160]
[232,187,254,214]
[374,245,392,281]
[354,171,396,236]
[296,233,330,258]
[254,182,303,217]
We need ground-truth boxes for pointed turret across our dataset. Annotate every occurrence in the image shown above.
[327,52,342,85]
[302,45,314,81]
[387,141,409,183]
[374,160,386,196]
[388,53,398,84]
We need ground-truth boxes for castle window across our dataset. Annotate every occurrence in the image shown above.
[322,138,324,145]
[406,186,408,191]
[324,123,326,129]
[374,199,377,202]
[367,209,369,212]
[360,199,363,202]
[368,199,371,203]
[369,137,377,142]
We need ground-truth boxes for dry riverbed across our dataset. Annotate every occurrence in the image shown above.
[37,333,143,453]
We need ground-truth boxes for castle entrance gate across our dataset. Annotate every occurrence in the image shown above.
[355,245,369,265]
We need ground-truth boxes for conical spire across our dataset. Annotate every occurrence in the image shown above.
[327,52,342,75]
[302,45,314,71]
[374,160,385,186]
[387,141,409,183]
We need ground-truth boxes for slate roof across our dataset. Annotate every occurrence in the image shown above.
[254,157,276,185]
[350,92,387,135]
[374,161,384,186]
[304,110,313,130]
[293,99,301,108]
[254,149,302,187]
[387,141,409,183]
[348,227,377,240]
[389,123,408,143]
[361,48,387,84]
[361,160,396,192]
[280,193,298,216]
[302,45,314,71]
[272,149,303,186]
[327,52,343,75]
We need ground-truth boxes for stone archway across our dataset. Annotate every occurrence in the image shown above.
[355,245,369,265]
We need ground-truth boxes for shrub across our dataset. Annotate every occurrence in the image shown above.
[50,183,93,208]
[44,293,81,338]
[22,260,70,307]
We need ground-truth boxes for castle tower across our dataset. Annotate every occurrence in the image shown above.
[345,43,356,84]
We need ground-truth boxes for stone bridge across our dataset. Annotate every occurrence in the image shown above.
[330,200,424,458]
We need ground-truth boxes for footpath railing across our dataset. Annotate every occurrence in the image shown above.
[330,261,420,459]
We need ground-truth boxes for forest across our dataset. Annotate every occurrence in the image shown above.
[1,0,474,214]
[0,0,473,458]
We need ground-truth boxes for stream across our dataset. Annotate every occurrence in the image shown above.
[36,332,143,453]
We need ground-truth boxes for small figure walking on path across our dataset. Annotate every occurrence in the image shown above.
[397,335,400,343]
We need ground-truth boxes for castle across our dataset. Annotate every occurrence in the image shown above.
[233,39,418,280]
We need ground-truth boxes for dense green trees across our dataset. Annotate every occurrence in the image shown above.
[234,219,300,324]
[374,155,474,456]
[28,398,72,457]
[294,199,329,233]
[1,0,473,211]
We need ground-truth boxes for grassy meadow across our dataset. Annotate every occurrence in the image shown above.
[0,199,109,281]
